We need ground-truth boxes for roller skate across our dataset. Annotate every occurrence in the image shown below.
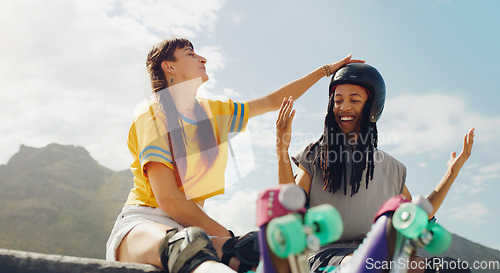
[390,195,452,272]
[255,184,343,273]
[341,195,452,273]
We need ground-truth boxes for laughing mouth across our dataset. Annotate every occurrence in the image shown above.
[340,116,354,122]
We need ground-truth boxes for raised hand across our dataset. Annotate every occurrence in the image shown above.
[276,96,295,151]
[447,128,475,173]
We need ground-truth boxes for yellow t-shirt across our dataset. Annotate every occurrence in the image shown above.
[126,97,249,206]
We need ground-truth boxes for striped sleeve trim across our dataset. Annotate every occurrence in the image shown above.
[230,102,246,133]
[139,145,173,165]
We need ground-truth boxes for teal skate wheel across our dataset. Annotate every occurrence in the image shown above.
[424,222,452,254]
[305,204,343,245]
[393,203,428,239]
[266,213,306,258]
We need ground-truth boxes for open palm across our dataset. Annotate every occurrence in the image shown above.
[447,128,475,172]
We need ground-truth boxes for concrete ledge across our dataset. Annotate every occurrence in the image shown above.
[0,248,163,273]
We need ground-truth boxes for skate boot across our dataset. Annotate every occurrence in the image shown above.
[256,184,343,273]
[340,195,452,273]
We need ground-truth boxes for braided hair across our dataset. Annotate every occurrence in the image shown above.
[145,37,218,178]
[305,92,378,196]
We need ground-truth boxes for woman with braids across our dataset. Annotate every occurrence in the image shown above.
[105,37,363,273]
[275,63,475,272]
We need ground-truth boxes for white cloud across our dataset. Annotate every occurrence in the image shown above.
[225,132,256,186]
[204,189,260,235]
[466,172,499,196]
[471,173,499,184]
[246,112,277,149]
[455,182,485,196]
[450,162,500,197]
[195,46,239,101]
[221,88,242,99]
[379,93,500,156]
[245,107,323,151]
[479,163,500,174]
[120,0,226,35]
[444,203,489,225]
[452,174,488,197]
[198,46,226,71]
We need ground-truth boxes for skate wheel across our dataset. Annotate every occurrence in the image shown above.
[266,213,306,258]
[305,204,343,245]
[424,222,452,254]
[278,184,306,211]
[412,195,433,215]
[393,203,428,239]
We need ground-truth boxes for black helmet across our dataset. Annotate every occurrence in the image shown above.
[329,63,386,123]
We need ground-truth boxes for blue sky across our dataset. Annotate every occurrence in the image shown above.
[1,0,499,252]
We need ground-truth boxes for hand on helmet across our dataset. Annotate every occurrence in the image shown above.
[325,54,365,77]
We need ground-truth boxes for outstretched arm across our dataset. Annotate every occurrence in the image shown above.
[427,128,475,217]
[247,55,364,118]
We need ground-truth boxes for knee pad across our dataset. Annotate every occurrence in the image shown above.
[424,257,472,273]
[159,227,220,273]
[221,231,260,273]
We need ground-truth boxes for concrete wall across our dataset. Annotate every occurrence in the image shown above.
[0,248,162,273]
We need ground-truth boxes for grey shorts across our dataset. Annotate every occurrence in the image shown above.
[105,205,184,261]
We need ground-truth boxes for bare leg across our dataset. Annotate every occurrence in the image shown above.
[118,224,244,272]
[117,222,170,268]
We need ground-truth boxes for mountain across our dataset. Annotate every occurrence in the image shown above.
[0,144,498,272]
[418,234,500,272]
[0,144,132,259]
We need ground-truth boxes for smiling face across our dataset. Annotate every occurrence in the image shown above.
[333,84,369,139]
[165,46,209,84]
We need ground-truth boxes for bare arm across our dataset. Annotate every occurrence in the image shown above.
[145,162,230,237]
[296,167,312,195]
[248,55,364,118]
[426,128,475,217]
[275,97,313,195]
[276,97,296,185]
[401,185,412,201]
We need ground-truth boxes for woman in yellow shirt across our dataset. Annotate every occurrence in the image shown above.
[106,37,363,273]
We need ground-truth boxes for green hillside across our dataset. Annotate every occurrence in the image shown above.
[0,144,132,259]
[418,234,500,272]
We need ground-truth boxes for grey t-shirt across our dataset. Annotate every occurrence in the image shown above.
[292,142,406,243]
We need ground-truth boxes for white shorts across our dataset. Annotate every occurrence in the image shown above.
[105,205,184,261]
